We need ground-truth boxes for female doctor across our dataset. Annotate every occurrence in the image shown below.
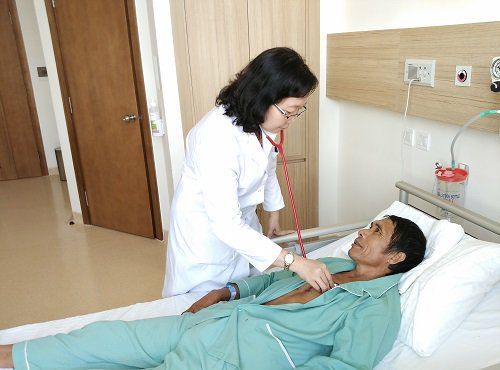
[162,47,334,297]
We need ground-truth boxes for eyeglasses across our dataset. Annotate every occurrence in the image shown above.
[273,104,307,120]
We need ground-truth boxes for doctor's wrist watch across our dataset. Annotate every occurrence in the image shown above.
[284,252,295,271]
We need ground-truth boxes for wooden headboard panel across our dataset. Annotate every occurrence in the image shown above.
[326,21,500,132]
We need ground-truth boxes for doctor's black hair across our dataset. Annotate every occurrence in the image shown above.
[216,47,318,133]
[384,215,427,275]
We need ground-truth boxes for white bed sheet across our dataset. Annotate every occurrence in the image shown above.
[1,237,499,370]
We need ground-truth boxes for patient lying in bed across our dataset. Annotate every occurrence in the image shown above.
[0,215,426,370]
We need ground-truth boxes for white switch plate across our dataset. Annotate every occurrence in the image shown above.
[402,128,414,146]
[415,130,431,151]
[455,65,472,86]
[404,59,436,87]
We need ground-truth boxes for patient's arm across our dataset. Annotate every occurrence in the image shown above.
[183,283,240,314]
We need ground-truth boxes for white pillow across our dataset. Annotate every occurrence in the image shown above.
[399,237,500,356]
[398,219,464,293]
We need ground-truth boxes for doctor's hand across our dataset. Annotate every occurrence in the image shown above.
[289,257,334,293]
[266,211,294,237]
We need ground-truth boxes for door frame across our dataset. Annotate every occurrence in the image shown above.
[6,0,48,176]
[45,0,163,239]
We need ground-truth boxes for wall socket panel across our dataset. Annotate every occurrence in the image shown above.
[404,59,436,87]
[402,128,414,146]
[415,130,431,151]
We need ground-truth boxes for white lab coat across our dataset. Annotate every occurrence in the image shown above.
[162,106,285,297]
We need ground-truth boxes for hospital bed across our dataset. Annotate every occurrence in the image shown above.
[1,181,499,370]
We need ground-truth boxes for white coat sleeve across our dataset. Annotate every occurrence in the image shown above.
[191,124,282,272]
[262,150,285,212]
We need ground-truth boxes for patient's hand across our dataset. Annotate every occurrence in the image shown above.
[183,288,229,314]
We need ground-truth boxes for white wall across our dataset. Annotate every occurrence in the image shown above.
[135,0,186,231]
[151,0,186,193]
[319,0,500,241]
[15,0,59,170]
[135,1,172,233]
[33,0,81,215]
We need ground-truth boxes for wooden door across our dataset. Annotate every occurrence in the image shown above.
[49,0,155,237]
[0,0,46,180]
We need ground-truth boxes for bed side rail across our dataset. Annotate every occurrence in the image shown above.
[271,221,368,245]
[396,181,500,235]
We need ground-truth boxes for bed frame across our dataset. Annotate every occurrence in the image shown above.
[272,181,500,254]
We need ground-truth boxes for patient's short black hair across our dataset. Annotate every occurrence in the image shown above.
[385,215,426,275]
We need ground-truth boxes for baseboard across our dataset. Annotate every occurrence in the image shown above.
[71,212,83,225]
[161,229,169,242]
[48,167,59,176]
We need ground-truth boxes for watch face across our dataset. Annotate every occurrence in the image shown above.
[285,253,294,264]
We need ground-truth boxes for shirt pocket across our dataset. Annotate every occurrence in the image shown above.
[265,323,296,369]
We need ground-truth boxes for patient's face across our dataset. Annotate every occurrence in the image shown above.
[348,218,396,269]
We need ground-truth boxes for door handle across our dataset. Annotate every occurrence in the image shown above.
[122,113,137,123]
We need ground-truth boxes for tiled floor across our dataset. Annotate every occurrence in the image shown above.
[0,175,166,330]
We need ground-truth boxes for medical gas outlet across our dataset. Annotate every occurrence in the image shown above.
[455,66,472,87]
[490,56,500,92]
[404,59,436,87]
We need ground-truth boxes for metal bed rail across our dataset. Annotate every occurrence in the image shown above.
[271,221,368,244]
[396,181,500,236]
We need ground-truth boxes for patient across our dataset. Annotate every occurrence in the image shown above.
[0,215,426,370]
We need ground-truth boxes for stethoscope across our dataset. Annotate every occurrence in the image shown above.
[265,130,307,258]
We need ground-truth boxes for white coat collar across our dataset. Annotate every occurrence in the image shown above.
[232,124,268,169]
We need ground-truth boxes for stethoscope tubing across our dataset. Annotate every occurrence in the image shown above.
[266,130,307,258]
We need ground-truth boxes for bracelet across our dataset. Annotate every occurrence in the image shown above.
[226,283,237,301]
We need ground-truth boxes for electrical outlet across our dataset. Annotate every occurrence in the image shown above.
[455,65,472,87]
[415,131,431,151]
[404,59,436,87]
[402,128,414,146]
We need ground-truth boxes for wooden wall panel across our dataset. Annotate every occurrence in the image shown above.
[248,0,307,59]
[327,21,500,132]
[327,30,400,111]
[248,0,308,158]
[184,0,249,125]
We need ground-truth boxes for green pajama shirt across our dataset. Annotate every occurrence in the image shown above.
[13,258,402,370]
